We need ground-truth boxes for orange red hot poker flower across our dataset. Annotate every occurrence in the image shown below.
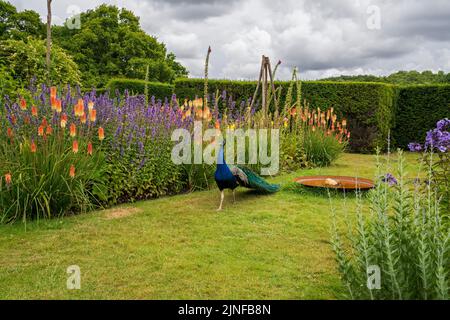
[89,108,97,122]
[69,165,76,178]
[70,123,77,137]
[50,86,57,98]
[72,140,79,153]
[30,140,37,153]
[98,127,105,141]
[31,105,38,117]
[19,98,27,110]
[87,142,93,156]
[5,173,12,185]
[61,113,68,128]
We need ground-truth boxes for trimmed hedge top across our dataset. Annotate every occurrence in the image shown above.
[393,84,450,148]
[175,78,396,152]
[98,77,448,153]
[106,78,174,100]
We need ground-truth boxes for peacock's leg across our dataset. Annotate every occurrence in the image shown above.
[232,189,236,203]
[217,190,225,211]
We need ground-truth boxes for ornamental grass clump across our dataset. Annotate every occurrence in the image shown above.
[0,85,107,223]
[278,68,349,169]
[330,149,449,300]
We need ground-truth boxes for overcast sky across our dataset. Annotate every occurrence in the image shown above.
[10,0,450,80]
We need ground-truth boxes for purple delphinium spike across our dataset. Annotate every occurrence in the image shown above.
[408,142,422,152]
[382,173,398,186]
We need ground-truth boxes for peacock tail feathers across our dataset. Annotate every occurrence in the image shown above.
[232,165,280,193]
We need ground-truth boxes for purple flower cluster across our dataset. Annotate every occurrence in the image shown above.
[408,118,450,153]
[382,173,398,186]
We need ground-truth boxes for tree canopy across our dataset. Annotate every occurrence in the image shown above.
[53,4,188,87]
[0,1,188,89]
[0,37,81,86]
[0,0,45,40]
[320,70,450,85]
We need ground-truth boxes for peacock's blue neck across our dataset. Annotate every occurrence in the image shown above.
[215,143,233,179]
[217,143,226,166]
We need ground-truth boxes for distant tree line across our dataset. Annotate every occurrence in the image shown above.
[320,70,450,85]
[0,1,188,88]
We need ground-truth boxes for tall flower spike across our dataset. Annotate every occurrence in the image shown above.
[51,96,57,110]
[61,113,68,128]
[89,108,97,122]
[56,99,62,113]
[31,106,38,117]
[69,165,76,178]
[5,173,12,185]
[70,123,77,137]
[50,86,57,98]
[98,127,105,141]
[31,140,37,153]
[20,98,27,110]
[87,142,93,156]
[72,140,79,153]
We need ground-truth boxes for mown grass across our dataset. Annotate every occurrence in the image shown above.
[0,153,420,299]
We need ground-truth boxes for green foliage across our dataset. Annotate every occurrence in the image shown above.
[175,79,395,153]
[52,4,188,87]
[301,82,395,153]
[392,85,450,148]
[104,137,185,205]
[0,64,18,100]
[0,37,81,86]
[303,129,346,167]
[321,70,450,85]
[0,1,45,40]
[0,96,106,223]
[106,78,174,100]
[330,150,449,300]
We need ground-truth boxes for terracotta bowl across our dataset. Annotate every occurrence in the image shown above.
[294,175,375,190]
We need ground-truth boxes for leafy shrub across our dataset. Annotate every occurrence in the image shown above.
[303,129,346,167]
[393,85,450,148]
[0,86,106,223]
[174,79,395,153]
[0,37,81,86]
[330,150,449,300]
[93,93,187,204]
[0,65,18,101]
[106,78,174,101]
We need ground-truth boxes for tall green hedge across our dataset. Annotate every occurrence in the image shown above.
[301,82,395,153]
[106,78,174,100]
[392,85,450,148]
[174,79,395,152]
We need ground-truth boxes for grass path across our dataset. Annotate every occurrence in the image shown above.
[0,153,420,299]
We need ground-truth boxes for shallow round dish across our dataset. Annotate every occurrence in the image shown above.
[294,175,375,190]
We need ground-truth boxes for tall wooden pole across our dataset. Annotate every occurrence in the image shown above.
[46,0,52,84]
[261,56,267,115]
[249,55,279,120]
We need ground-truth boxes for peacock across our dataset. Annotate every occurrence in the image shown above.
[214,140,280,211]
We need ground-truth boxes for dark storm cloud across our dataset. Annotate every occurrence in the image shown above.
[384,5,450,42]
[143,0,240,20]
[8,0,450,79]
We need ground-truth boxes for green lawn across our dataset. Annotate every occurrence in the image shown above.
[0,153,420,299]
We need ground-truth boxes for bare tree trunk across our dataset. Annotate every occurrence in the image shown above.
[46,0,52,84]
